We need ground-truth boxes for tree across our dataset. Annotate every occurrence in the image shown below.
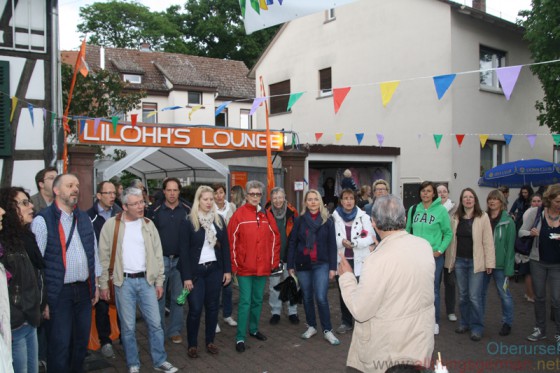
[521,0,560,132]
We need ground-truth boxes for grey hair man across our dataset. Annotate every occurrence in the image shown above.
[337,195,435,372]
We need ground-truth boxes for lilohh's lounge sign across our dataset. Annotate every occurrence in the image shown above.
[78,120,284,151]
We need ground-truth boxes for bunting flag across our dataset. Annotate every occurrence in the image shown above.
[287,92,304,111]
[376,133,384,147]
[42,108,47,123]
[76,39,89,78]
[215,101,232,116]
[503,134,513,145]
[526,134,537,148]
[188,105,203,121]
[131,114,138,127]
[80,119,86,134]
[553,134,560,146]
[380,81,400,107]
[27,104,34,126]
[455,134,465,147]
[62,116,70,132]
[147,111,157,119]
[250,97,267,115]
[355,133,364,145]
[479,134,489,148]
[111,116,118,133]
[162,106,183,111]
[10,96,17,122]
[94,118,101,135]
[333,87,351,114]
[433,134,443,149]
[335,133,343,141]
[433,74,456,100]
[496,65,522,100]
[315,132,323,142]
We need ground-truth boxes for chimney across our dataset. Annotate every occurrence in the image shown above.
[472,0,486,12]
[140,42,152,52]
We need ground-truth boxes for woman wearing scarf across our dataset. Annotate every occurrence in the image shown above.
[332,189,374,334]
[179,186,231,358]
[288,189,340,346]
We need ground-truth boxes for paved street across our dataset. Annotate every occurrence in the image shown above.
[85,277,559,373]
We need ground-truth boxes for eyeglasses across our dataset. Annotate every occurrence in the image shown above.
[16,199,31,207]
[99,191,117,195]
[375,187,387,191]
[247,192,263,197]
[127,200,146,207]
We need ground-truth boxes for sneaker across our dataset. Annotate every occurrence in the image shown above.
[215,324,221,333]
[470,332,482,342]
[527,327,547,341]
[270,314,280,325]
[101,343,115,358]
[236,340,245,353]
[499,323,511,336]
[455,325,469,334]
[289,314,300,325]
[524,294,535,303]
[301,326,317,339]
[224,316,237,326]
[447,313,457,322]
[323,330,341,345]
[336,324,353,334]
[434,324,440,335]
[154,361,178,373]
[128,366,140,373]
[170,335,182,344]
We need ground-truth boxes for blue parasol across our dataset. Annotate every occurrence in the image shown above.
[478,159,560,188]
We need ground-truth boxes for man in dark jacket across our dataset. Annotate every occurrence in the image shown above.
[87,180,122,358]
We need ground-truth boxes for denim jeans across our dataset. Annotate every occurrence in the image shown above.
[297,262,333,332]
[12,323,38,373]
[269,263,297,316]
[116,277,167,368]
[186,262,222,347]
[530,260,560,334]
[454,257,485,335]
[442,255,456,315]
[158,256,183,338]
[482,269,514,326]
[221,282,233,318]
[434,255,445,324]
[236,276,267,342]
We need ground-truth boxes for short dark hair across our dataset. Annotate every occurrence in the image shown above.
[418,181,437,200]
[34,167,57,190]
[339,188,357,204]
[212,183,227,194]
[96,181,114,194]
[52,173,78,196]
[163,177,181,190]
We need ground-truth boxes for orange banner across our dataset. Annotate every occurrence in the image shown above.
[78,120,284,151]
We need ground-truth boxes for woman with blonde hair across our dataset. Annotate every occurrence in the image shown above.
[179,186,231,358]
[288,190,339,346]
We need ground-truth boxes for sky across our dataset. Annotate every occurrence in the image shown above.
[58,0,533,50]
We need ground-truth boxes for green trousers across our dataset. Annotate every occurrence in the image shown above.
[236,275,267,342]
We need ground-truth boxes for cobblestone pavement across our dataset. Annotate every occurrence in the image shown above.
[84,277,559,373]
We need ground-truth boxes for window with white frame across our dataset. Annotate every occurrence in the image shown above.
[480,140,506,177]
[216,108,228,127]
[188,91,202,105]
[319,67,332,97]
[240,109,252,129]
[480,46,506,91]
[123,74,142,84]
[142,102,157,124]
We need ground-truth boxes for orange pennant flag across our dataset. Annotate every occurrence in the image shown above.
[76,39,89,78]
[315,133,323,142]
[333,87,351,114]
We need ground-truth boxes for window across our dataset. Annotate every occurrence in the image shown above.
[326,8,336,21]
[0,61,11,157]
[480,46,506,90]
[188,91,202,105]
[0,0,47,52]
[319,68,332,97]
[142,102,157,124]
[480,140,506,177]
[240,109,252,129]
[123,74,142,84]
[269,80,290,115]
[215,108,228,127]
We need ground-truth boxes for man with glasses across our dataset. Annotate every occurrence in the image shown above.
[31,167,58,214]
[228,180,280,353]
[98,187,177,373]
[87,181,123,358]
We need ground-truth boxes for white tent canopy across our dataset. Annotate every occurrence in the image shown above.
[95,147,229,184]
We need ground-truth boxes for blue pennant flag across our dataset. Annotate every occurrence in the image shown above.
[215,101,232,116]
[503,134,513,145]
[433,74,457,100]
[355,133,364,145]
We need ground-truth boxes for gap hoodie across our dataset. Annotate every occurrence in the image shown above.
[405,197,452,253]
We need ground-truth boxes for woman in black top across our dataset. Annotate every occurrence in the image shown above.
[509,185,534,230]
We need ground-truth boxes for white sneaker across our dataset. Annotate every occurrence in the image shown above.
[128,366,140,373]
[154,361,178,373]
[215,324,221,333]
[448,313,457,322]
[224,316,238,326]
[323,330,341,345]
[301,326,317,339]
[434,324,440,335]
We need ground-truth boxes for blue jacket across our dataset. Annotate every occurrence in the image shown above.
[38,203,96,307]
[87,201,122,241]
[287,214,337,271]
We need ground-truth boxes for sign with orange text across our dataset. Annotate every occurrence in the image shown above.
[78,120,284,151]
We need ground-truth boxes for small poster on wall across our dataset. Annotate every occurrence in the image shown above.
[231,171,248,187]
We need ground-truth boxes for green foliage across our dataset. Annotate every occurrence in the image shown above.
[521,0,560,131]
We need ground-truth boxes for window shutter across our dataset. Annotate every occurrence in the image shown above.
[269,80,291,115]
[0,61,12,157]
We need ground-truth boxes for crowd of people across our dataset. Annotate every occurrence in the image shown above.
[0,166,559,373]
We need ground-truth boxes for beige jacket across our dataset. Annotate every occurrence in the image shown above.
[445,212,495,273]
[98,215,165,289]
[339,231,435,372]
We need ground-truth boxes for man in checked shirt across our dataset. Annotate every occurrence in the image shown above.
[31,173,101,373]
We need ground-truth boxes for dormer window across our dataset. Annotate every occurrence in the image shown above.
[123,74,142,84]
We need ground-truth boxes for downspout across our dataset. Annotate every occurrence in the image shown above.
[50,0,62,168]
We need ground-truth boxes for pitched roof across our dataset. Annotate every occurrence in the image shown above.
[61,45,255,99]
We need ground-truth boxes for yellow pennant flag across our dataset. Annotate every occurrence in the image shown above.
[10,96,18,122]
[380,81,400,107]
[335,133,343,142]
[188,105,203,121]
[147,111,157,119]
[479,134,489,148]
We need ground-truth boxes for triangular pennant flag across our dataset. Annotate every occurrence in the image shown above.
[380,81,400,107]
[526,134,537,149]
[111,116,118,133]
[258,0,268,11]
[496,65,522,100]
[432,74,456,100]
[503,134,513,145]
[42,108,47,123]
[335,133,343,142]
[455,134,465,147]
[250,0,261,14]
[479,134,489,148]
[147,111,157,119]
[80,119,86,134]
[250,97,267,115]
[131,114,138,127]
[77,39,89,78]
[287,92,304,111]
[27,104,34,126]
[50,112,56,128]
[162,105,182,111]
[94,118,101,135]
[215,101,232,117]
[315,133,323,142]
[552,134,560,146]
[62,116,70,133]
[333,87,351,114]
[355,133,364,145]
[10,96,18,122]
[433,134,443,149]
[188,105,203,121]
[376,133,384,147]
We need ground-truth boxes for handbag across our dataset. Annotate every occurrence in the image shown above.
[514,207,542,255]
[107,213,122,305]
